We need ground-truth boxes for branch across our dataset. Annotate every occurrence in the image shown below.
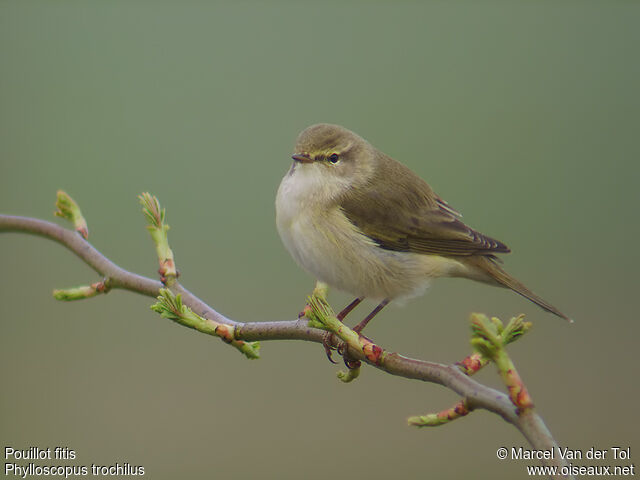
[408,314,531,427]
[0,201,573,479]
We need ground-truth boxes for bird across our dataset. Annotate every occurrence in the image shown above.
[275,123,570,338]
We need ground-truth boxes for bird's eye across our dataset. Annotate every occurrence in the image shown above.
[328,153,340,164]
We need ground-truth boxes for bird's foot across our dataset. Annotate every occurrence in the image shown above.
[298,300,339,363]
[322,331,339,364]
[337,342,361,370]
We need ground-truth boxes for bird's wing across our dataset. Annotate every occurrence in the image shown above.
[339,154,510,257]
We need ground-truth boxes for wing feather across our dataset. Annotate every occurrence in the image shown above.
[340,153,510,257]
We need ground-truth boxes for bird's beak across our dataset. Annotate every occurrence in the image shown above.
[292,153,313,164]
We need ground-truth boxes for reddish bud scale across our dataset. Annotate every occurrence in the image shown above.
[453,401,469,417]
[77,226,89,240]
[362,341,384,365]
[505,368,534,410]
[159,259,177,278]
[91,281,107,293]
[456,353,486,375]
[214,325,234,343]
[437,401,469,422]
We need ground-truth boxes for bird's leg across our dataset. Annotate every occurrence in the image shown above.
[337,297,363,321]
[322,297,363,363]
[353,299,390,334]
[338,299,390,365]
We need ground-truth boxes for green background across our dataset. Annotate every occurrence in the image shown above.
[1,1,638,479]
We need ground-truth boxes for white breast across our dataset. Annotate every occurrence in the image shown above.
[275,163,466,301]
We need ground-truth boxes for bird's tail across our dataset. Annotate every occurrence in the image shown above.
[467,256,572,322]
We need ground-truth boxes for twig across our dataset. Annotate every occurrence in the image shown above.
[54,190,89,239]
[151,288,259,359]
[409,313,532,427]
[138,193,177,285]
[0,206,574,479]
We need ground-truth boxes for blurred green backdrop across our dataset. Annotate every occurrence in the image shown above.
[1,1,638,479]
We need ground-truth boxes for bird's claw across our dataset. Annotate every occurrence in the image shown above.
[322,331,339,364]
[343,357,361,370]
[337,343,359,369]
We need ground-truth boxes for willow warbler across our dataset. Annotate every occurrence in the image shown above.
[276,123,570,332]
